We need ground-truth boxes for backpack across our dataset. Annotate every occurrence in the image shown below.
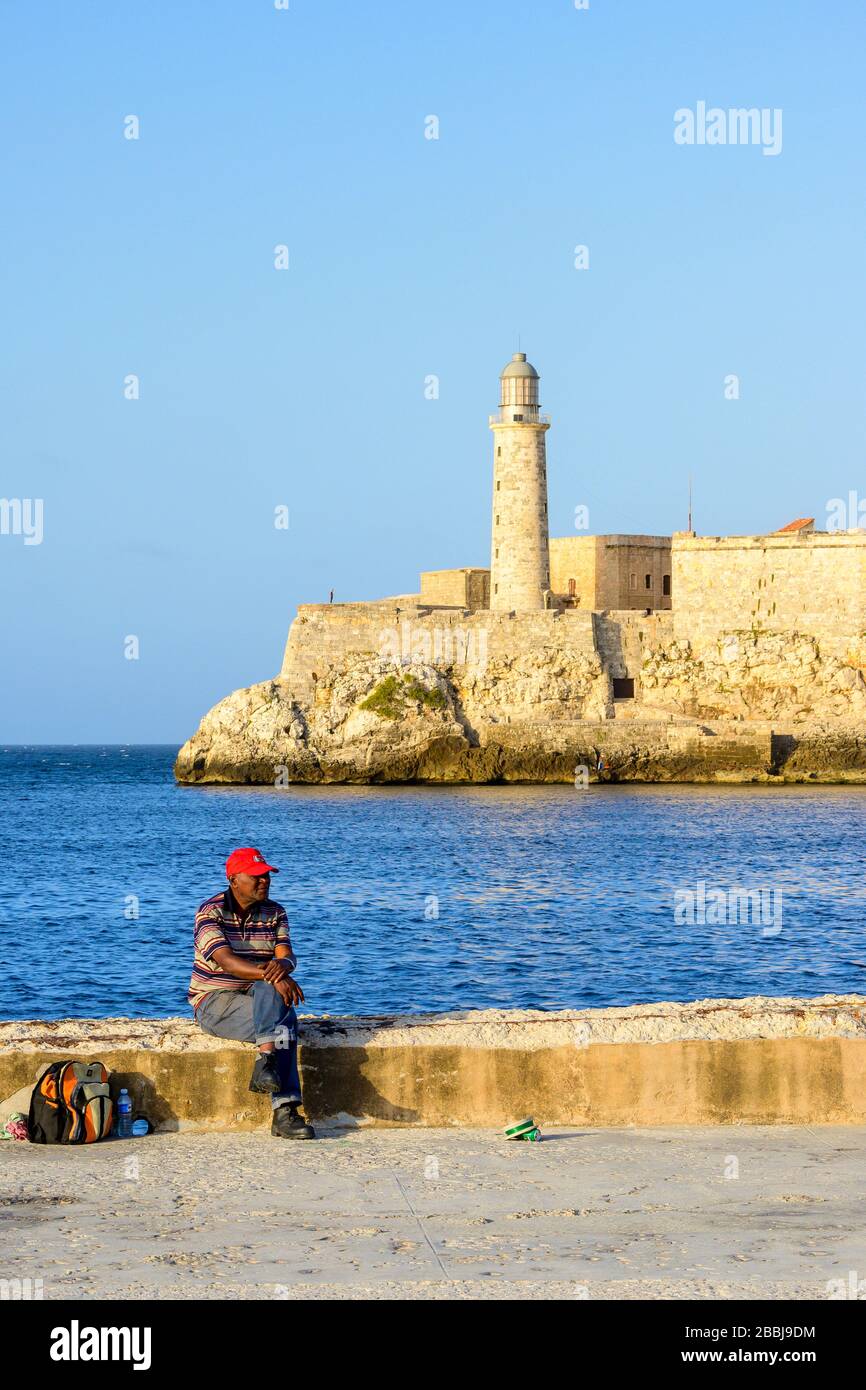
[28,1060,114,1144]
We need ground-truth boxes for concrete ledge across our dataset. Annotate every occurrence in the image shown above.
[2,995,866,1130]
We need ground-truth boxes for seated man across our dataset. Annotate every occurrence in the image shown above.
[188,846,315,1139]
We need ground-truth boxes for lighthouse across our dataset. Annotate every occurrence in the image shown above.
[489,352,550,611]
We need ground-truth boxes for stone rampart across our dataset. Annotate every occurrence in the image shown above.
[673,533,866,659]
[4,997,866,1129]
[281,604,599,703]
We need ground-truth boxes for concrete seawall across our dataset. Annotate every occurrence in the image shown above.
[4,996,866,1130]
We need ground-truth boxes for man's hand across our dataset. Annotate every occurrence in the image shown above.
[275,975,305,1007]
[261,958,292,985]
[260,957,304,1004]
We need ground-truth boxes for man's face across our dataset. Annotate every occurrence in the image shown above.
[230,871,270,907]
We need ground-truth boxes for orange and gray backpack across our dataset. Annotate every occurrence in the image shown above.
[28,1060,114,1144]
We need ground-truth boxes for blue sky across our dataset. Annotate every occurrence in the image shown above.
[2,0,864,741]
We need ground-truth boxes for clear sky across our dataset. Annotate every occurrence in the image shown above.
[2,0,864,742]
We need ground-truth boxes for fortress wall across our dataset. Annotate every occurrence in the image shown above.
[280,603,402,699]
[597,537,672,611]
[478,720,773,776]
[466,569,491,611]
[420,568,490,611]
[281,605,599,700]
[548,537,673,612]
[4,998,866,1128]
[593,610,674,681]
[548,536,600,605]
[673,534,866,657]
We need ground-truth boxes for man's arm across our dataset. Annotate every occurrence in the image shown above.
[210,945,305,1004]
[272,943,304,1003]
[210,946,273,981]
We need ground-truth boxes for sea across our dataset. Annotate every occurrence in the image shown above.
[2,745,864,1021]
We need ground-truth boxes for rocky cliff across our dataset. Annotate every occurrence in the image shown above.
[175,650,611,785]
[174,608,866,785]
[641,631,866,722]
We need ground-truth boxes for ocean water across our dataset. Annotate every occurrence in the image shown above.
[2,745,865,1021]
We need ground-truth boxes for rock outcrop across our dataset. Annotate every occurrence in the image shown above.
[641,631,866,722]
[176,659,473,784]
[175,608,866,785]
[175,636,618,784]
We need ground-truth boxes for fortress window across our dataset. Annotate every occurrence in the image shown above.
[663,574,671,596]
[629,573,637,590]
[494,583,498,594]
[497,447,501,457]
[496,479,500,489]
[613,677,635,700]
[496,514,500,525]
[644,574,652,589]
[568,578,576,597]
[495,548,499,559]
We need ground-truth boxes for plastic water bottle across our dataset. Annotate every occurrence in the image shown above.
[116,1089,133,1138]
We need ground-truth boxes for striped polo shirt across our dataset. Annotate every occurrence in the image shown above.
[188,888,296,1012]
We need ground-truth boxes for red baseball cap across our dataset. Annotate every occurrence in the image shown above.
[225,847,279,878]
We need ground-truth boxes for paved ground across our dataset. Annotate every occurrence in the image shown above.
[1,1125,864,1300]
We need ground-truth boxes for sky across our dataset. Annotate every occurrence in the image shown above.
[1,0,864,742]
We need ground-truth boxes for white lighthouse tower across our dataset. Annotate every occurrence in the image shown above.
[489,352,550,611]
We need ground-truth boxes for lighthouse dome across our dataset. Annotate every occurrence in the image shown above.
[500,352,539,379]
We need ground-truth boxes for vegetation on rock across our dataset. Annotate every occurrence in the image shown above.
[360,672,446,720]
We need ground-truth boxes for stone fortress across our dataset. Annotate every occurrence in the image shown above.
[176,353,866,784]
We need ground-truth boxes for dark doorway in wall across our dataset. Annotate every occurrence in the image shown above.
[613,677,635,700]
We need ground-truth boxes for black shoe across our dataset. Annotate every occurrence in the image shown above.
[249,1053,282,1094]
[271,1104,316,1139]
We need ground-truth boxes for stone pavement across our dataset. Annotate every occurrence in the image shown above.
[1,1126,863,1300]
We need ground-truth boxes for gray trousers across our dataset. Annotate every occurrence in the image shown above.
[197,981,302,1107]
